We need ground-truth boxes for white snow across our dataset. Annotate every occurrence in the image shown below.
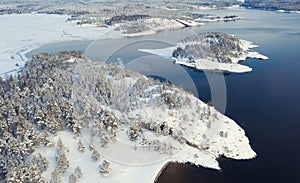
[30,62,257,182]
[195,18,221,23]
[175,19,205,27]
[33,97,256,183]
[274,9,300,14]
[0,13,121,77]
[121,18,185,37]
[177,59,253,73]
[197,6,218,10]
[277,9,287,13]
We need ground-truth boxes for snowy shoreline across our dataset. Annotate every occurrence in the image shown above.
[245,7,300,14]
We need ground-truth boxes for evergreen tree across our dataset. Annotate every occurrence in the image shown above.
[92,149,100,162]
[99,160,111,176]
[78,139,85,153]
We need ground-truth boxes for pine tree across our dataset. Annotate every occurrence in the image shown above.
[74,166,83,179]
[99,160,111,176]
[56,139,69,175]
[57,151,69,174]
[34,109,46,130]
[41,130,52,147]
[51,169,61,183]
[101,136,109,148]
[92,149,100,162]
[69,173,77,183]
[78,139,85,153]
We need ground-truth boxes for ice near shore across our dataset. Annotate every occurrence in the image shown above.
[0,13,121,77]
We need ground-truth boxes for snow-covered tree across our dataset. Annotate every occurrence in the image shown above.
[99,160,111,176]
[51,169,61,183]
[74,166,83,179]
[78,139,85,153]
[92,149,100,162]
[69,173,77,183]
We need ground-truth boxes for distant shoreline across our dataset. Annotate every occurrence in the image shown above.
[243,6,300,14]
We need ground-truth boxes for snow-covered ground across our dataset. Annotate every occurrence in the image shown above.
[175,19,204,27]
[120,18,186,37]
[139,39,268,73]
[0,13,121,77]
[97,18,202,37]
[30,60,256,182]
[36,97,255,183]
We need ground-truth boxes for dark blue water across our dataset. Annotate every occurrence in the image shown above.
[157,9,300,183]
[27,8,300,183]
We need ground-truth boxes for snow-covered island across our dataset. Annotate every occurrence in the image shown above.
[0,51,256,183]
[139,32,268,73]
[114,17,204,37]
[195,14,242,23]
[223,15,242,21]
